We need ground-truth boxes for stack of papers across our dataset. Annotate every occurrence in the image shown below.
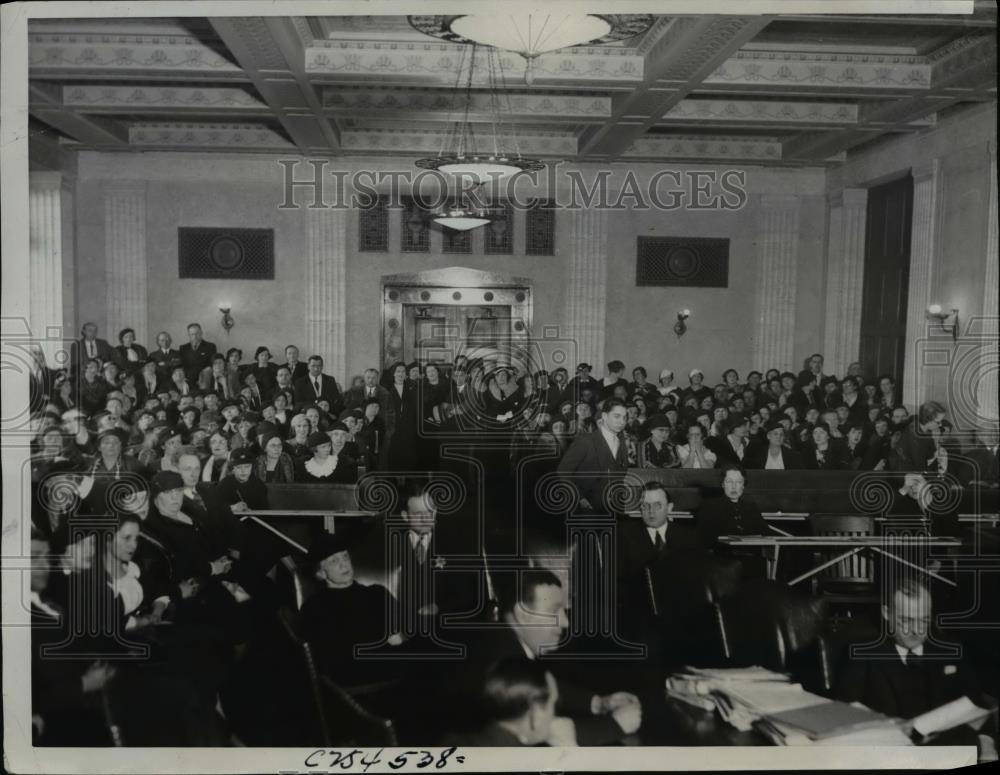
[666,666,914,745]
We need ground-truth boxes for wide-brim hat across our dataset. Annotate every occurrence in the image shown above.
[307,431,332,449]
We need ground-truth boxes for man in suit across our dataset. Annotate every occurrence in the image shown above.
[892,401,948,473]
[745,420,803,469]
[835,577,994,754]
[268,365,295,403]
[280,344,309,383]
[797,352,827,391]
[694,464,768,547]
[69,322,114,376]
[178,323,217,385]
[557,398,630,513]
[149,331,183,382]
[616,483,706,640]
[293,355,343,415]
[344,368,390,411]
[456,569,641,746]
[135,358,163,406]
[443,657,566,746]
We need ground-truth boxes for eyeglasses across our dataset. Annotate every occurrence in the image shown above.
[640,502,665,512]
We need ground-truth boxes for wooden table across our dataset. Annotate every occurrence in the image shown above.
[718,535,963,587]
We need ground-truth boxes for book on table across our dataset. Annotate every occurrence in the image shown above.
[910,696,993,739]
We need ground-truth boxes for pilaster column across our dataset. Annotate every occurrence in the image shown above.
[903,160,939,410]
[979,143,998,424]
[104,181,148,344]
[29,172,69,364]
[305,208,348,382]
[823,188,868,375]
[753,194,801,372]
[566,209,608,370]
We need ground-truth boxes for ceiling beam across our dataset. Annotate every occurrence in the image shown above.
[577,15,774,158]
[208,17,340,154]
[782,32,996,160]
[29,82,128,146]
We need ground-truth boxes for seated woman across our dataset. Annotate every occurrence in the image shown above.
[157,426,187,473]
[254,431,295,483]
[247,346,279,398]
[803,422,848,470]
[676,422,717,469]
[639,415,678,468]
[201,431,230,483]
[484,367,520,423]
[295,430,358,483]
[270,391,292,437]
[284,412,312,460]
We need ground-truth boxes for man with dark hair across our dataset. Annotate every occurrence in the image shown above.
[557,398,630,513]
[280,344,308,383]
[69,321,114,376]
[344,367,389,411]
[445,658,563,746]
[599,360,629,401]
[292,355,342,414]
[458,569,641,745]
[798,352,826,390]
[178,323,217,385]
[835,577,993,756]
[964,423,999,488]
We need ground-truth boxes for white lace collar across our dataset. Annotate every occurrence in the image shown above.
[305,455,338,477]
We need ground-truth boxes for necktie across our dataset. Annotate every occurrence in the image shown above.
[367,388,374,398]
[905,649,920,669]
[653,530,664,549]
[188,489,205,510]
[416,535,428,564]
[314,378,321,396]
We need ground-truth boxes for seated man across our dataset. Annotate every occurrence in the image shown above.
[443,657,570,746]
[299,533,402,686]
[834,577,994,756]
[460,569,642,746]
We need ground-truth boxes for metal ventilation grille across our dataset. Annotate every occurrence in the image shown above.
[636,236,730,287]
[178,227,274,279]
[358,195,389,252]
[525,199,555,256]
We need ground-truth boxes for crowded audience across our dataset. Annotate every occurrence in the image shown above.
[25,325,998,750]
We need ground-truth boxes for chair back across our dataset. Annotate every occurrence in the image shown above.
[809,515,875,584]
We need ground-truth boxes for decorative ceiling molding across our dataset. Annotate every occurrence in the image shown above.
[305,46,644,84]
[28,32,242,77]
[63,84,266,111]
[323,88,612,119]
[341,129,577,156]
[703,55,930,91]
[623,135,783,161]
[129,122,294,149]
[663,98,858,125]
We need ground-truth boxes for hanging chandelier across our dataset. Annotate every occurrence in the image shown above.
[409,14,654,84]
[415,43,543,231]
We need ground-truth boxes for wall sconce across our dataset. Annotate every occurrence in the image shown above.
[673,309,691,338]
[219,303,234,334]
[926,304,958,341]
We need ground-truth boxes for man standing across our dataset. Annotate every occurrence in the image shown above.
[280,345,308,383]
[344,368,389,411]
[178,323,217,385]
[292,355,342,415]
[797,352,827,390]
[70,322,114,376]
[557,399,630,513]
[149,331,183,382]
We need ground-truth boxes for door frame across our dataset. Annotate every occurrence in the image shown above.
[381,267,533,370]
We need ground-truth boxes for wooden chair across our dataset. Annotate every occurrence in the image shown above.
[808,515,879,618]
[275,605,399,747]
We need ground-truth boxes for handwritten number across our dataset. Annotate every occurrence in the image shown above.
[437,747,458,768]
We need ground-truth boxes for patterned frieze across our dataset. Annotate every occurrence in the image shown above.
[64,85,266,110]
[128,122,294,149]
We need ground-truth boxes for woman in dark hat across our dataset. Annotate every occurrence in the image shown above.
[296,430,356,483]
[300,532,401,685]
[156,426,187,474]
[113,327,148,375]
[639,415,678,468]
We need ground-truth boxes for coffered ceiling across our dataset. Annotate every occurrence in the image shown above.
[27,5,998,169]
